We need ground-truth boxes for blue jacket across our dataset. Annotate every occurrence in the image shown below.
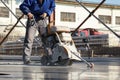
[20,0,55,18]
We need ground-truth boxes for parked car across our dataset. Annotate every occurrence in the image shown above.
[72,28,109,47]
[76,28,104,37]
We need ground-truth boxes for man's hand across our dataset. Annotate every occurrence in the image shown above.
[41,13,47,18]
[27,13,33,19]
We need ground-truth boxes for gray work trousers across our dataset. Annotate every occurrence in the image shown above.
[23,18,47,62]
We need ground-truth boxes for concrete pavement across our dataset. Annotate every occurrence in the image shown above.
[0,56,120,80]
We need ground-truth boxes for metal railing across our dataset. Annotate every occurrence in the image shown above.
[0,34,109,55]
[73,34,109,47]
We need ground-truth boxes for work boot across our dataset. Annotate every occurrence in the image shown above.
[23,53,31,65]
[24,60,31,65]
[23,56,31,65]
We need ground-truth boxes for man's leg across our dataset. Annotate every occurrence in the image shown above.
[37,19,52,65]
[23,19,37,64]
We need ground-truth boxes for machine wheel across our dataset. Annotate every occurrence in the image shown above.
[57,57,73,66]
[41,55,48,66]
[88,63,94,68]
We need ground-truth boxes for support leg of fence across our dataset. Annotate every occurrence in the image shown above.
[91,50,94,58]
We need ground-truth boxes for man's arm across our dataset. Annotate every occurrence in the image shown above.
[20,0,34,19]
[45,0,56,16]
[19,0,32,15]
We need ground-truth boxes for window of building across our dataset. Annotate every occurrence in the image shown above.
[61,12,76,22]
[16,0,23,5]
[16,8,27,19]
[0,7,9,17]
[99,15,111,24]
[0,0,9,4]
[16,8,22,18]
[115,16,120,25]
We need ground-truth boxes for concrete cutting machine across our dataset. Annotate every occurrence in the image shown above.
[40,25,94,68]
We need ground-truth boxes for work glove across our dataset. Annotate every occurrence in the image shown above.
[40,13,47,19]
[27,13,35,26]
[27,12,34,19]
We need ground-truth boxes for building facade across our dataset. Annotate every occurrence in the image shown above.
[0,0,120,46]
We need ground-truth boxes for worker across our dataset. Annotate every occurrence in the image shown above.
[19,0,56,64]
